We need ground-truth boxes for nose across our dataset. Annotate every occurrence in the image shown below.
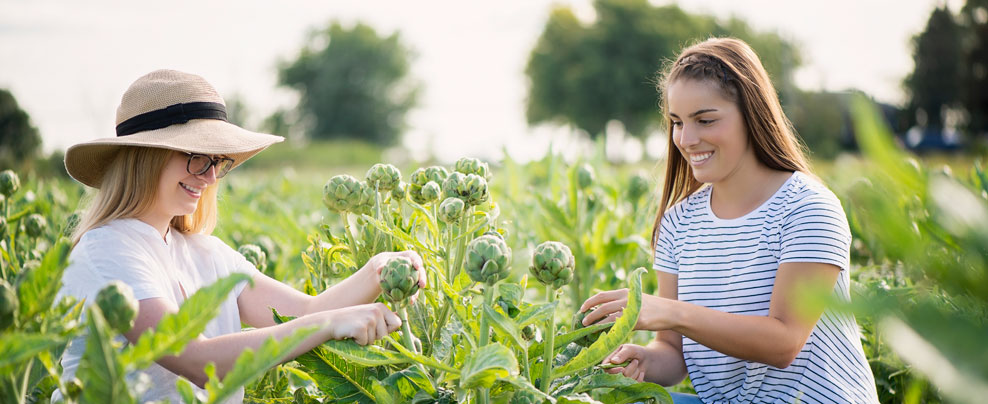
[677,123,700,148]
[197,164,218,184]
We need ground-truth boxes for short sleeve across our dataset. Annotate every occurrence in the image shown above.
[653,207,680,274]
[204,236,262,296]
[64,229,168,302]
[779,191,852,271]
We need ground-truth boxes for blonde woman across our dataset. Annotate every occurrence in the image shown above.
[580,39,880,403]
[56,70,426,403]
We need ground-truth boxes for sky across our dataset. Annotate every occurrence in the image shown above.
[0,0,966,163]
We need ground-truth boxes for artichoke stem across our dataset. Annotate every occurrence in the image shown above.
[452,209,471,279]
[540,286,557,393]
[479,285,494,347]
[342,212,360,260]
[398,305,417,354]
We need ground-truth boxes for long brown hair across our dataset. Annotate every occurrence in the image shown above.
[72,146,219,246]
[651,37,812,248]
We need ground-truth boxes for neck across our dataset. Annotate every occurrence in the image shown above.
[710,158,793,219]
[136,212,172,240]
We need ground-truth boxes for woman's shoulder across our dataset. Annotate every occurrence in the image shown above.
[783,171,843,208]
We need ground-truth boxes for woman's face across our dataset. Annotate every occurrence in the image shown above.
[667,78,754,185]
[149,151,217,220]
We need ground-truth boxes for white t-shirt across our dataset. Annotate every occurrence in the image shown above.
[55,218,259,403]
[654,172,880,403]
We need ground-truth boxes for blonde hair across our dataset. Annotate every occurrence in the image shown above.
[652,37,812,247]
[71,146,219,246]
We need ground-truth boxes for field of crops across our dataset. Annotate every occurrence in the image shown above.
[0,98,986,403]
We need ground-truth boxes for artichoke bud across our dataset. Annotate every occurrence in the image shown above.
[238,244,267,272]
[379,257,419,305]
[459,174,489,206]
[355,182,377,215]
[572,310,604,347]
[627,172,650,201]
[421,182,441,204]
[423,166,450,184]
[366,163,402,192]
[438,197,465,224]
[454,157,491,181]
[521,323,538,341]
[0,170,20,197]
[0,280,17,331]
[24,213,47,239]
[529,241,575,289]
[95,281,139,334]
[441,172,466,200]
[323,174,363,213]
[391,182,407,202]
[576,164,595,189]
[465,235,512,285]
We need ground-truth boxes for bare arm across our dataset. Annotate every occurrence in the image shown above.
[124,298,399,388]
[584,262,840,369]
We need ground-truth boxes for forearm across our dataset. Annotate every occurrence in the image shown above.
[643,338,688,386]
[308,267,381,313]
[160,311,332,387]
[666,300,803,368]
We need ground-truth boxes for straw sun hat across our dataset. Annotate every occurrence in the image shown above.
[64,69,284,188]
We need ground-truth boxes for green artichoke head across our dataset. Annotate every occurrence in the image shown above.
[423,166,449,184]
[409,166,449,205]
[379,257,419,306]
[529,241,575,289]
[24,213,47,239]
[627,172,650,201]
[323,174,363,212]
[438,197,465,224]
[454,157,491,181]
[95,281,139,334]
[0,280,16,331]
[421,182,442,205]
[521,323,538,341]
[366,163,402,192]
[391,181,407,202]
[459,174,489,206]
[355,182,377,215]
[465,235,512,285]
[0,170,20,197]
[441,172,465,200]
[238,244,268,272]
[576,164,595,189]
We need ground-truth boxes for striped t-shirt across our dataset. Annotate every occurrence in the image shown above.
[653,171,879,404]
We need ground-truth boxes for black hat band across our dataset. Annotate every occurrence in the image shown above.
[116,102,228,137]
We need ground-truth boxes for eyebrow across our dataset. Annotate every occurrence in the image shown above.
[668,108,718,119]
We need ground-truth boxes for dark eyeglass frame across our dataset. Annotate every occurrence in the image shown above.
[185,153,235,178]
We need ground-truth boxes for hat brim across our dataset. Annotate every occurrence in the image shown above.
[65,119,284,188]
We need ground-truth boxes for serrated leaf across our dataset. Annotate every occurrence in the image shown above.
[204,327,316,403]
[16,238,70,321]
[552,268,645,379]
[320,339,410,367]
[293,345,379,404]
[387,336,460,374]
[528,321,612,359]
[594,382,672,404]
[515,301,558,328]
[0,332,66,372]
[483,305,526,351]
[122,273,251,369]
[77,306,134,404]
[460,343,518,389]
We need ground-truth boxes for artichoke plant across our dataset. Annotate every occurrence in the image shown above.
[24,213,47,239]
[420,182,441,205]
[238,244,268,272]
[409,166,449,205]
[465,234,512,285]
[366,163,402,192]
[441,172,465,200]
[572,309,604,347]
[454,157,491,181]
[379,257,420,306]
[354,182,378,215]
[323,174,363,213]
[0,279,16,331]
[529,241,575,290]
[95,281,139,334]
[576,164,595,190]
[0,170,19,197]
[627,172,650,202]
[444,173,489,206]
[438,197,465,224]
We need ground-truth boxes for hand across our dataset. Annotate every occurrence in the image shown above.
[602,344,655,382]
[579,288,676,331]
[324,303,402,345]
[364,251,428,303]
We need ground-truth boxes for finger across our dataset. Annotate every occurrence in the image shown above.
[580,288,628,313]
[384,310,402,331]
[637,371,645,382]
[583,299,627,325]
[623,359,640,379]
[375,311,388,342]
[605,367,624,374]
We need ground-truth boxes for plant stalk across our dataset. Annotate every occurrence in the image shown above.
[540,286,557,393]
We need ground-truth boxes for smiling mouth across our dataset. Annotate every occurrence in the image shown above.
[690,151,713,164]
[180,182,203,197]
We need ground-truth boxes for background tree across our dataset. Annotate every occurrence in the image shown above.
[904,6,963,130]
[524,0,801,140]
[278,21,419,146]
[959,0,988,137]
[0,89,42,169]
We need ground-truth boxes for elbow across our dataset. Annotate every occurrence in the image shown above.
[767,342,804,369]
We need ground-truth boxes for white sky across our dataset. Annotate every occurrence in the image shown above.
[0,0,965,163]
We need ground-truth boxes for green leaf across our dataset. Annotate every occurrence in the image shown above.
[204,327,316,403]
[122,273,251,369]
[552,268,645,379]
[557,393,603,403]
[483,305,526,351]
[293,345,380,404]
[16,238,70,321]
[386,336,460,374]
[0,332,66,372]
[77,306,134,404]
[528,321,612,359]
[595,382,673,404]
[320,339,410,367]
[176,379,203,404]
[515,301,558,328]
[499,376,556,403]
[460,343,518,389]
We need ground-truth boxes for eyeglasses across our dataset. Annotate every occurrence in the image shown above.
[186,153,235,178]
